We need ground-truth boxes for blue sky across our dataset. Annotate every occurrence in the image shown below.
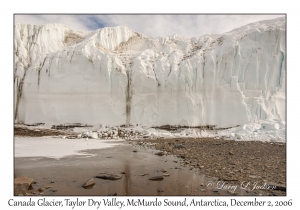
[15,14,284,38]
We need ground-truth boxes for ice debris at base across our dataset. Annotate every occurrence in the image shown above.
[214,120,285,142]
[69,120,285,142]
[14,18,286,141]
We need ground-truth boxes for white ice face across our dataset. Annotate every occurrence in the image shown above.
[14,17,286,129]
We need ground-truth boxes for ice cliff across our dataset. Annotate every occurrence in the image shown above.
[14,17,286,129]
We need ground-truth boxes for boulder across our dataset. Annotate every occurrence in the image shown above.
[14,177,33,191]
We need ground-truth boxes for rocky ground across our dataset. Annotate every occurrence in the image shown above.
[143,137,286,195]
[14,125,286,196]
[14,125,76,137]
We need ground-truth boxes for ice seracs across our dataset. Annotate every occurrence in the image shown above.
[14,17,286,140]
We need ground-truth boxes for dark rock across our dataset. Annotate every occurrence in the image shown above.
[155,151,164,156]
[38,188,44,192]
[82,178,95,189]
[229,151,234,155]
[108,192,117,196]
[96,174,123,180]
[157,189,164,192]
[174,144,185,149]
[132,150,137,152]
[149,176,164,181]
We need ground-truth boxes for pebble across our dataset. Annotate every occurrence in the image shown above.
[82,178,95,189]
[149,176,164,181]
[155,151,164,156]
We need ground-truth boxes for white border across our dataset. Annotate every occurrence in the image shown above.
[2,0,299,209]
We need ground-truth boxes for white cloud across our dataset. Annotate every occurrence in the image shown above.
[14,14,285,38]
[95,14,285,37]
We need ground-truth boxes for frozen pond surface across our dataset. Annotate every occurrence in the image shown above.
[15,137,122,159]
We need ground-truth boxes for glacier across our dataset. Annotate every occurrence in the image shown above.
[14,17,286,141]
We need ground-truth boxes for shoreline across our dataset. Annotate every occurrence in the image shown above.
[14,126,286,196]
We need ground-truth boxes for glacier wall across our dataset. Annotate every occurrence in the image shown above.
[14,18,286,128]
